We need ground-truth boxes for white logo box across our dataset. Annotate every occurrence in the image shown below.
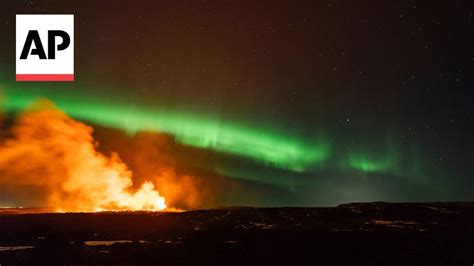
[16,14,74,82]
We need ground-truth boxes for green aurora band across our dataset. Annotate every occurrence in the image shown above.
[1,86,330,172]
[0,84,431,183]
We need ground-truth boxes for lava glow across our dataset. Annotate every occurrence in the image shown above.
[0,101,167,212]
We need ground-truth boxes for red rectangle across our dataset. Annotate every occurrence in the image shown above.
[16,74,74,82]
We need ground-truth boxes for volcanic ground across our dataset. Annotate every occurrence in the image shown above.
[0,202,473,265]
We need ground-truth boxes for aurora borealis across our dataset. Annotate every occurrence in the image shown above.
[2,86,329,172]
[0,0,473,207]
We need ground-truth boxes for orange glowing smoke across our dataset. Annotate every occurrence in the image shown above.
[0,101,166,212]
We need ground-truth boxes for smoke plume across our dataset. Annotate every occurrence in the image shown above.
[0,100,166,211]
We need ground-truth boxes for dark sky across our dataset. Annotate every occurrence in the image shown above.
[0,0,473,207]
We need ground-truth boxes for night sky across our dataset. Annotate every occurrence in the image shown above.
[0,0,473,207]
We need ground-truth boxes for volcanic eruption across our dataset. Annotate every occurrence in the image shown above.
[0,100,167,212]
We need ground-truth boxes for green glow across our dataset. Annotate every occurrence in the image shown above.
[345,142,428,182]
[1,86,330,172]
[345,140,399,174]
[348,153,395,172]
[0,81,433,184]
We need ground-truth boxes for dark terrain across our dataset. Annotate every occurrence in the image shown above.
[0,202,474,265]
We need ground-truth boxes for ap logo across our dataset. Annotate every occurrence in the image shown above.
[16,14,74,82]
